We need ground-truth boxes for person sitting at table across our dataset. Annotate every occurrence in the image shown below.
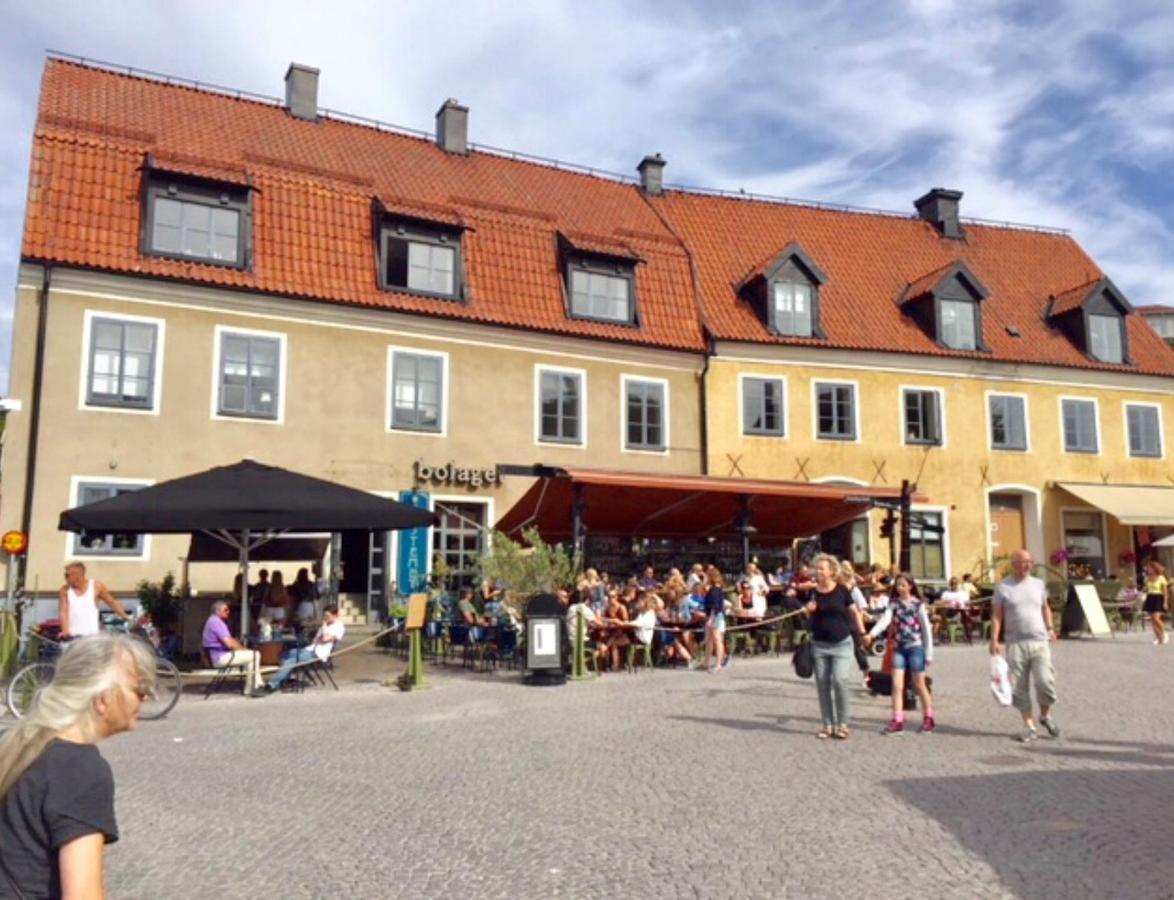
[202,600,265,696]
[656,589,692,667]
[263,570,290,624]
[961,573,981,603]
[457,588,488,642]
[628,595,658,662]
[638,566,660,591]
[940,577,969,611]
[685,563,706,591]
[600,589,630,671]
[264,605,346,693]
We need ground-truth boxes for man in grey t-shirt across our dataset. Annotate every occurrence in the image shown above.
[991,549,1059,742]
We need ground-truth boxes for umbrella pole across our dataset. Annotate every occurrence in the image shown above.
[239,529,250,638]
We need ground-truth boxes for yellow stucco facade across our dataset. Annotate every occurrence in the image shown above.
[1,266,704,594]
[704,343,1174,582]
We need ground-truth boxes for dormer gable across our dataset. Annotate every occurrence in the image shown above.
[898,260,990,351]
[1047,276,1133,365]
[738,242,829,338]
[557,232,642,327]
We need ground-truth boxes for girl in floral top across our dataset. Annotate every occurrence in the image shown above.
[864,573,935,734]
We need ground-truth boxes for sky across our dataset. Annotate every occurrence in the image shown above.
[2,0,1174,389]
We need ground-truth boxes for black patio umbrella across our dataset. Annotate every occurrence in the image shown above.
[59,459,436,635]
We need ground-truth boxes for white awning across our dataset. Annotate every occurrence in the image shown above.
[1056,482,1174,527]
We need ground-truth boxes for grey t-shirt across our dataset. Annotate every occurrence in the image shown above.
[992,574,1049,643]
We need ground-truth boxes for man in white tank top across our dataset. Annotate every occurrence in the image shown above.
[60,562,132,638]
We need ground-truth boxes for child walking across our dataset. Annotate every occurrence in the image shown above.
[864,573,935,734]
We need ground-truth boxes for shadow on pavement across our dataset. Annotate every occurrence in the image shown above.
[885,769,1174,897]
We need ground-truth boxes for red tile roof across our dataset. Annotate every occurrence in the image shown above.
[1049,278,1103,317]
[648,190,1174,375]
[22,59,1174,376]
[24,60,704,351]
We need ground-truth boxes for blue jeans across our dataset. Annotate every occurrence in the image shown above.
[268,647,317,689]
[892,644,926,673]
[812,637,854,728]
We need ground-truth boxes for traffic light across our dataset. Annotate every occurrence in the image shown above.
[879,512,895,540]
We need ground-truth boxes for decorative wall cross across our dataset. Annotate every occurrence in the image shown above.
[725,453,745,477]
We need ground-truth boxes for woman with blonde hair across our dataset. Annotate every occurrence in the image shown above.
[805,553,864,739]
[0,633,156,898]
[703,566,730,672]
[1143,558,1169,645]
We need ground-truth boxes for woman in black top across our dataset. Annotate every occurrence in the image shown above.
[0,632,156,899]
[804,553,864,739]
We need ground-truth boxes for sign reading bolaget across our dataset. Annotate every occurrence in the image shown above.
[414,460,499,488]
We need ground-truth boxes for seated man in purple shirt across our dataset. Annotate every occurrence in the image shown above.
[202,600,264,696]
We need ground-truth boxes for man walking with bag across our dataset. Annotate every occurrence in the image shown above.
[990,549,1059,742]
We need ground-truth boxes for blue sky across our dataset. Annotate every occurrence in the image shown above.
[2,0,1174,388]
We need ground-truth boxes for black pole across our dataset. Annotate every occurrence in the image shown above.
[571,483,586,563]
[898,479,913,573]
[885,511,896,569]
[739,494,752,569]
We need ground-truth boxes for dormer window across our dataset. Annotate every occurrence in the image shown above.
[899,261,989,352]
[144,177,250,268]
[940,299,977,350]
[740,242,828,339]
[1048,277,1133,365]
[569,262,633,324]
[380,218,463,299]
[1089,313,1123,363]
[772,279,814,337]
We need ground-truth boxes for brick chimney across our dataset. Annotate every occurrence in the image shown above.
[914,188,964,239]
[284,63,320,122]
[436,99,469,155]
[638,154,666,195]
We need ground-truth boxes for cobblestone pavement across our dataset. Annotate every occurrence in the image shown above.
[77,633,1174,898]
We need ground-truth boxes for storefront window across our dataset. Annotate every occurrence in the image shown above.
[909,511,945,581]
[1062,510,1105,578]
[432,501,487,590]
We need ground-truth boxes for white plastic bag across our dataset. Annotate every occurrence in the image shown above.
[989,654,1012,706]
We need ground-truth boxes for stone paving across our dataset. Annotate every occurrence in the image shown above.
[54,632,1174,898]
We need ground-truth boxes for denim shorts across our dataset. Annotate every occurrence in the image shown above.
[892,644,926,673]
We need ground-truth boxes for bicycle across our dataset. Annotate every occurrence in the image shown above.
[5,619,182,720]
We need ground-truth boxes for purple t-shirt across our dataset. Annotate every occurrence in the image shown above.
[202,615,232,663]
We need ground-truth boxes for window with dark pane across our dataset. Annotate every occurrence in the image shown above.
[86,318,157,409]
[903,389,941,445]
[908,512,944,580]
[816,383,856,440]
[989,395,1027,450]
[1062,399,1098,453]
[381,220,461,299]
[391,352,443,432]
[73,483,145,556]
[742,377,784,436]
[218,333,279,419]
[1126,404,1161,458]
[539,370,582,443]
[625,380,665,450]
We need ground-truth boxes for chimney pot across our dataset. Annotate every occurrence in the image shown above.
[284,63,320,122]
[638,153,666,195]
[914,188,964,239]
[436,99,469,155]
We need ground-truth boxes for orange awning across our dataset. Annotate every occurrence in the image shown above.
[495,467,924,542]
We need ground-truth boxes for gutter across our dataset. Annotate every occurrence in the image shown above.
[20,264,51,550]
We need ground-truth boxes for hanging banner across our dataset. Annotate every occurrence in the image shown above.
[397,490,431,596]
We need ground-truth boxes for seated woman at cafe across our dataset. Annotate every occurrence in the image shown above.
[657,588,696,668]
[600,589,630,671]
[456,588,488,641]
[263,570,291,624]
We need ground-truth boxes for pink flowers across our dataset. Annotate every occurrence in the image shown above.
[1049,549,1070,566]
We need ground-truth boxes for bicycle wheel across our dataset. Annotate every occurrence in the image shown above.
[6,662,55,719]
[139,660,182,721]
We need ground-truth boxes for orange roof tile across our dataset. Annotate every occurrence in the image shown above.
[1049,278,1103,317]
[24,60,704,351]
[648,191,1174,375]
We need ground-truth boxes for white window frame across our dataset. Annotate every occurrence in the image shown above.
[985,390,1031,453]
[1123,401,1165,459]
[1058,395,1100,455]
[429,494,494,588]
[534,364,587,447]
[811,378,861,443]
[908,504,950,584]
[78,310,166,416]
[620,374,670,455]
[386,346,450,437]
[738,373,788,438]
[65,475,154,560]
[1058,506,1109,578]
[210,324,287,425]
[898,385,947,448]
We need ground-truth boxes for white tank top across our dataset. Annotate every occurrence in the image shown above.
[67,579,101,636]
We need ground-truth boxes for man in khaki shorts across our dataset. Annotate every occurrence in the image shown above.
[990,549,1059,742]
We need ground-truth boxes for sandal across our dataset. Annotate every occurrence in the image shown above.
[833,726,850,740]
[816,728,832,740]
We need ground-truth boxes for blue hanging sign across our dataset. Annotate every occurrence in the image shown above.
[397,490,431,596]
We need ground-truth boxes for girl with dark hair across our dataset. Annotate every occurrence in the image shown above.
[864,572,935,734]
